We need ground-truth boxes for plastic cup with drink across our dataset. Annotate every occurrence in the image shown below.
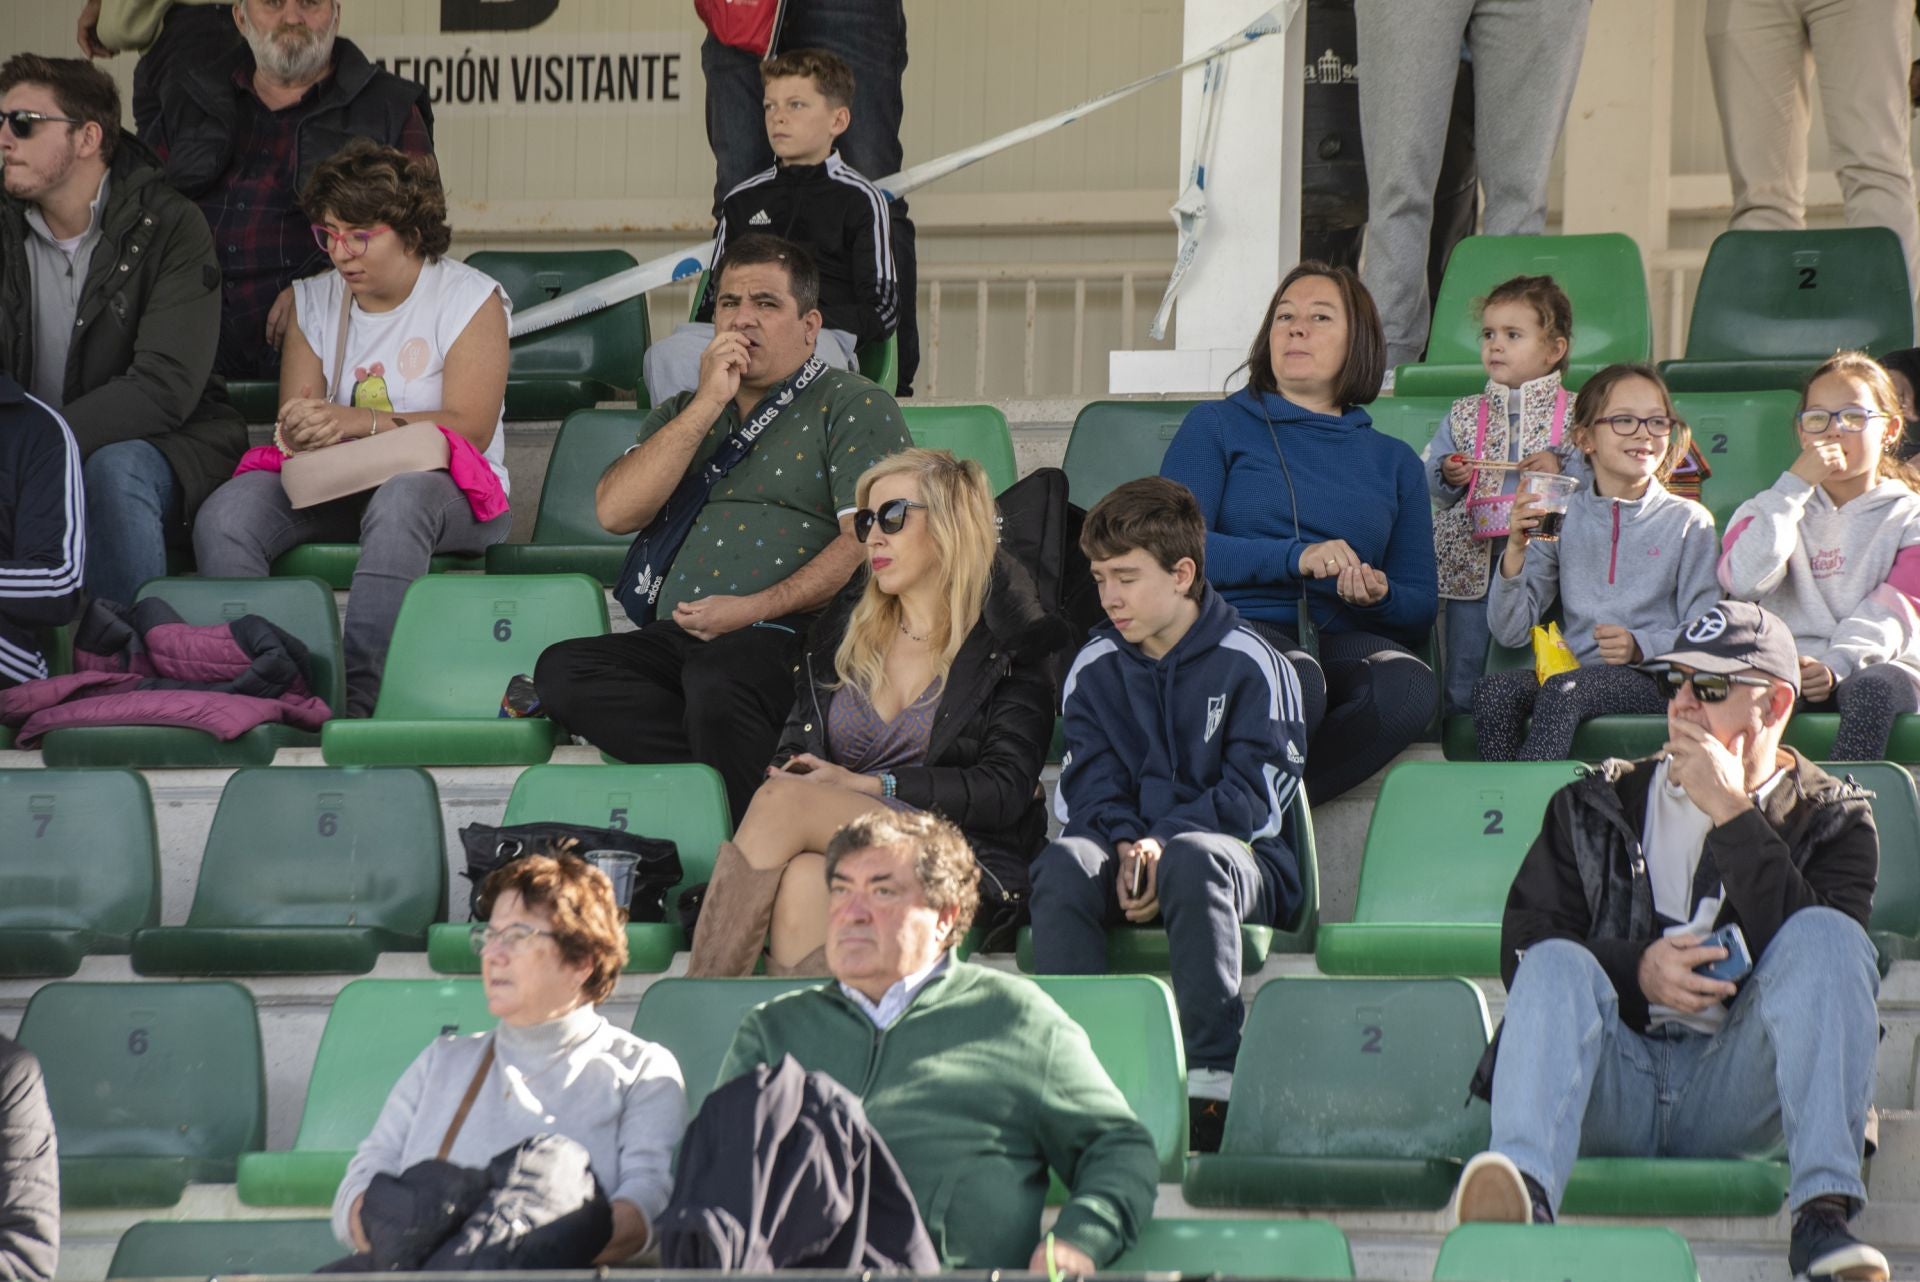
[1518,472,1581,542]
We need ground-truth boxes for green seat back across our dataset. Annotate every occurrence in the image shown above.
[631,977,813,1119]
[858,332,899,395]
[1396,234,1651,397]
[138,576,344,713]
[372,573,607,719]
[1062,400,1201,507]
[1032,975,1186,1185]
[1317,762,1585,975]
[902,404,1019,494]
[1835,762,1920,953]
[19,981,264,1205]
[0,769,157,976]
[505,763,731,909]
[1367,396,1453,457]
[1679,228,1913,365]
[1674,389,1801,529]
[108,1219,342,1278]
[1432,1224,1700,1282]
[1113,1217,1354,1277]
[223,381,280,424]
[526,410,645,546]
[467,249,649,416]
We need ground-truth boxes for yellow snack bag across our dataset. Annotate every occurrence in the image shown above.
[1531,622,1579,685]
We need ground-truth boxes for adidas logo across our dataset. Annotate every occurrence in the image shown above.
[748,210,772,226]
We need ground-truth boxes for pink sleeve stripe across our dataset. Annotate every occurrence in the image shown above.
[1717,515,1755,592]
[1883,543,1920,606]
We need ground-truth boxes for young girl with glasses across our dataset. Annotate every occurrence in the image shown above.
[1719,350,1920,758]
[1473,364,1721,760]
[686,448,1067,977]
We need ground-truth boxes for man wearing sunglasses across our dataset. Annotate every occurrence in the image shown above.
[0,54,244,608]
[1456,600,1887,1282]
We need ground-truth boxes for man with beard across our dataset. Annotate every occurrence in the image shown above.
[0,55,243,608]
[150,0,431,384]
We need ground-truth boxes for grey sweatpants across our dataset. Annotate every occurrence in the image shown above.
[642,323,858,404]
[1355,0,1593,369]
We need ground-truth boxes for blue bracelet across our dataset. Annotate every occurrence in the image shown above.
[878,771,897,799]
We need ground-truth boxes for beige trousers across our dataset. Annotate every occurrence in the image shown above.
[1706,0,1920,295]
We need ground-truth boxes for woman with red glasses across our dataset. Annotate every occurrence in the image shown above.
[192,138,511,716]
[687,448,1066,977]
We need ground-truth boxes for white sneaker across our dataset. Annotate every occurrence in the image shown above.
[1454,1150,1538,1225]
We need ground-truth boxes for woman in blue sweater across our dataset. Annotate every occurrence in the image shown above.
[1161,262,1438,801]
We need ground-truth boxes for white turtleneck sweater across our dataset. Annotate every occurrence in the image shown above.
[330,1005,686,1248]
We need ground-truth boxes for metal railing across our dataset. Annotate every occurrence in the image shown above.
[1648,247,1710,363]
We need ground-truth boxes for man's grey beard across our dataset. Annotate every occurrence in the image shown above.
[241,8,339,83]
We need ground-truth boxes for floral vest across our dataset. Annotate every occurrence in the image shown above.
[1435,372,1569,601]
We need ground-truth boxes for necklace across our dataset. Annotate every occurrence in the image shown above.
[898,617,930,644]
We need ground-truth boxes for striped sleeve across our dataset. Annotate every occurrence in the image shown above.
[0,395,85,621]
[829,155,897,343]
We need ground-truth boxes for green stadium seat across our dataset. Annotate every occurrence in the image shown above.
[1061,400,1202,507]
[1016,791,1322,973]
[224,380,280,424]
[1560,1155,1787,1217]
[1432,1223,1700,1282]
[429,762,731,973]
[630,976,812,1120]
[108,1219,343,1278]
[1367,395,1453,458]
[1661,228,1915,394]
[484,409,639,583]
[859,332,899,395]
[1317,762,1584,976]
[1182,977,1492,1209]
[0,769,157,977]
[902,404,1020,494]
[19,981,264,1207]
[467,249,650,419]
[236,978,495,1207]
[1674,389,1800,529]
[1828,762,1920,966]
[1112,1217,1354,1278]
[321,573,606,766]
[271,545,482,589]
[1394,234,1652,398]
[130,767,445,975]
[40,577,343,768]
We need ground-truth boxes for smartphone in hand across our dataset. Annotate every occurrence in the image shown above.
[1693,923,1752,983]
[1127,851,1146,899]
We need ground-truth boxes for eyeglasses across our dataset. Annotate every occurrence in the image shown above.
[0,110,83,140]
[1639,665,1777,703]
[1595,413,1682,438]
[310,224,391,258]
[1795,406,1888,434]
[854,498,927,542]
[468,923,558,956]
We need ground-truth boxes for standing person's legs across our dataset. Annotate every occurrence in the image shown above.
[132,2,245,141]
[1516,663,1667,761]
[1472,667,1540,762]
[1706,0,1817,232]
[1027,836,1126,976]
[1355,0,1474,369]
[1805,0,1920,295]
[344,471,513,717]
[1827,662,1920,760]
[83,441,182,606]
[1463,0,1591,236]
[701,32,776,212]
[1305,630,1437,801]
[1442,596,1494,716]
[641,323,715,406]
[1154,832,1275,1074]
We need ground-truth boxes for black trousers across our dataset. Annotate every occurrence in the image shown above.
[534,618,809,824]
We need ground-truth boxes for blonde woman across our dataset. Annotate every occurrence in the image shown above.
[688,449,1066,977]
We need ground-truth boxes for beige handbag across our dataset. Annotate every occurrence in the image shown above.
[279,288,450,510]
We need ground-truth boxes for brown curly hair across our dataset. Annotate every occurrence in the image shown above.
[477,851,629,1005]
[823,810,979,945]
[299,138,451,261]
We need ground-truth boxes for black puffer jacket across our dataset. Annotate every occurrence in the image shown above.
[0,1035,58,1281]
[773,551,1069,910]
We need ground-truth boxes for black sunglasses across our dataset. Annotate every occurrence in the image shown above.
[854,498,927,542]
[0,110,83,140]
[1639,664,1777,703]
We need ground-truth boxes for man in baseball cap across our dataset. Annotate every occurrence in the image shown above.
[1453,599,1887,1282]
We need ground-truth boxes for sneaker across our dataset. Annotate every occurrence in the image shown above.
[1454,1151,1553,1226]
[1188,1097,1228,1154]
[1789,1201,1889,1280]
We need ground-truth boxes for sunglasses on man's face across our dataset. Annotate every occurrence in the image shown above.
[0,110,83,140]
[853,498,927,542]
[1639,665,1776,703]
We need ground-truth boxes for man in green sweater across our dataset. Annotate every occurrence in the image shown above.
[718,810,1158,1271]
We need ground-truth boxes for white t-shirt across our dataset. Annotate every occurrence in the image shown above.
[294,256,511,494]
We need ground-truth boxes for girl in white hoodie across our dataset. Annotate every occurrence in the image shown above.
[1720,351,1920,759]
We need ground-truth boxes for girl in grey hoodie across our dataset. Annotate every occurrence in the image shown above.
[1719,351,1920,759]
[1476,365,1721,760]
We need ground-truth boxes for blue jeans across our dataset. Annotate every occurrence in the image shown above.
[1029,832,1280,1072]
[1490,908,1880,1215]
[83,440,182,607]
[1442,595,1494,716]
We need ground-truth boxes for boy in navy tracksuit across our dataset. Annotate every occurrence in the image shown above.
[1030,477,1307,1152]
[0,372,85,687]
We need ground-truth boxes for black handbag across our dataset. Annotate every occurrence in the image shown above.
[458,822,682,922]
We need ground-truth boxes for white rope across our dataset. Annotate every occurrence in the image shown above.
[1148,53,1229,341]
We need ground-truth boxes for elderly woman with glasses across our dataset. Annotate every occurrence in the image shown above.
[686,448,1065,978]
[192,137,512,717]
[1719,350,1920,759]
[333,852,686,1265]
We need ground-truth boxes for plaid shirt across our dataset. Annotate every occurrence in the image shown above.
[195,64,430,381]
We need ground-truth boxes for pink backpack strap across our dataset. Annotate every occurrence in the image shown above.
[1549,386,1569,446]
[1473,396,1491,458]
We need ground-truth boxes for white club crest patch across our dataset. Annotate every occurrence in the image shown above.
[1684,608,1729,644]
[1204,694,1226,743]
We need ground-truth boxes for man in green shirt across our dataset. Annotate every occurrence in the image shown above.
[536,235,910,822]
[719,811,1159,1271]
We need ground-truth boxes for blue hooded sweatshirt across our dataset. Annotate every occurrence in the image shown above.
[1159,387,1438,645]
[1053,584,1308,921]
